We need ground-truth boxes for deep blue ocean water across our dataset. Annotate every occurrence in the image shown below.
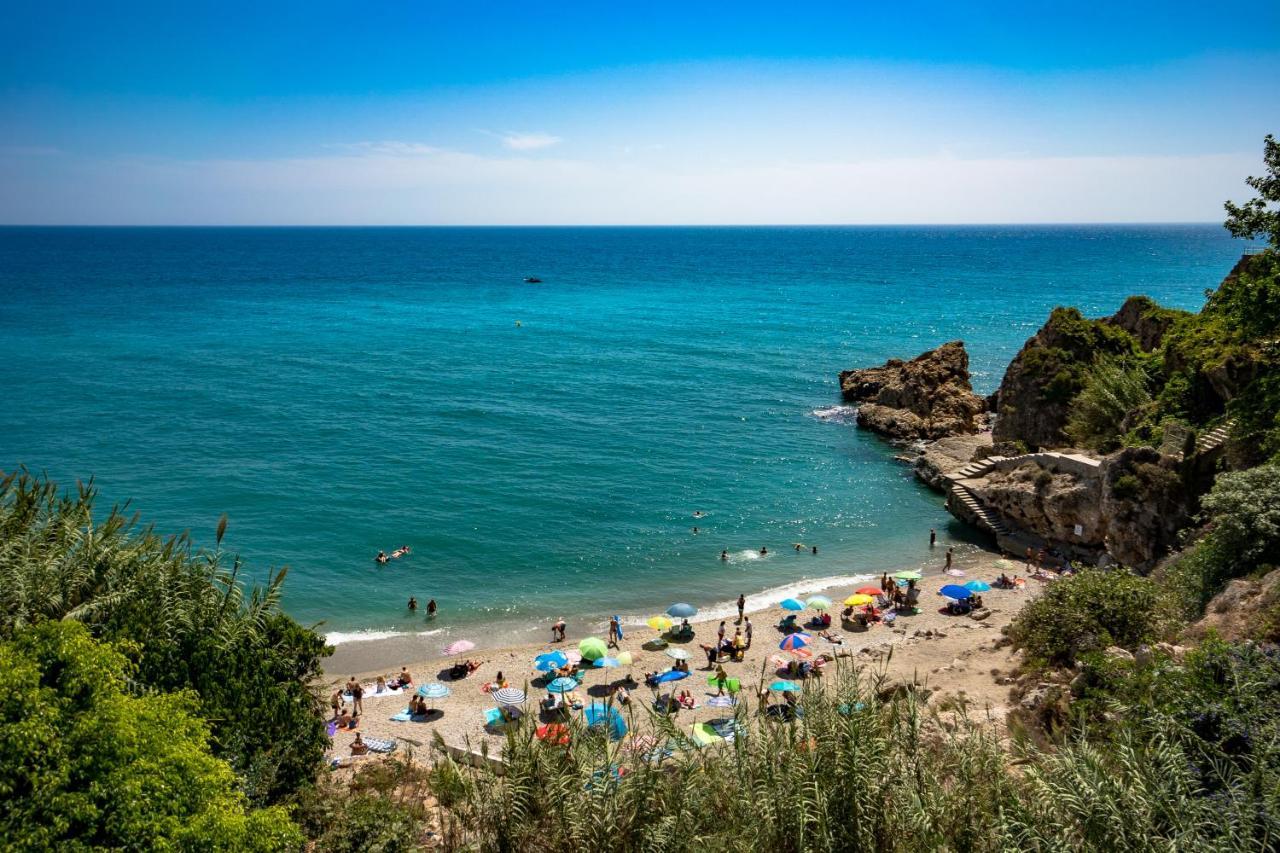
[0,225,1247,643]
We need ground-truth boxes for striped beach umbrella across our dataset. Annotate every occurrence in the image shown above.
[778,633,811,651]
[665,647,691,660]
[492,687,527,706]
[416,681,451,712]
[547,677,578,694]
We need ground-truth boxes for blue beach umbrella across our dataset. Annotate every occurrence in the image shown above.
[594,656,621,668]
[769,679,801,692]
[965,580,992,592]
[547,677,578,694]
[584,702,628,740]
[654,670,689,684]
[780,598,805,611]
[417,682,451,699]
[939,584,973,600]
[667,603,698,618]
[534,651,569,672]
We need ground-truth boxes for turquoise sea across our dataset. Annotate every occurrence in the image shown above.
[0,225,1247,646]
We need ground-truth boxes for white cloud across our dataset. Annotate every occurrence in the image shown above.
[331,141,441,156]
[499,132,562,151]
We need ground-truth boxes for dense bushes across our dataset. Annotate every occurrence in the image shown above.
[1066,358,1154,450]
[425,661,1279,852]
[1007,569,1178,667]
[0,621,302,851]
[1161,463,1280,615]
[0,471,331,807]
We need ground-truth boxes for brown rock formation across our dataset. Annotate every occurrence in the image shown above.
[1104,296,1185,353]
[1184,568,1280,643]
[839,341,986,440]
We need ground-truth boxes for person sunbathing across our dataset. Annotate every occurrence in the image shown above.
[350,733,368,755]
[678,689,696,709]
[614,685,631,705]
[336,709,354,728]
[819,629,843,644]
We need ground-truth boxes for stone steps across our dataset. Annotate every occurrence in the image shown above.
[1195,419,1235,454]
[948,483,1012,537]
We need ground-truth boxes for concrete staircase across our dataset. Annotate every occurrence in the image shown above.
[1195,419,1235,455]
[947,482,1012,537]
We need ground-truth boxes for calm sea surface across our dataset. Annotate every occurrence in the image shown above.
[0,225,1245,643]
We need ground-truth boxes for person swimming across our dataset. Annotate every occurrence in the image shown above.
[407,596,417,611]
[720,549,729,561]
[693,510,705,518]
[760,546,768,556]
[375,551,389,564]
[391,544,411,559]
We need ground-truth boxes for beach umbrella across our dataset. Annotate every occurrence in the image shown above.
[616,651,634,666]
[563,650,583,665]
[893,570,923,581]
[807,595,832,611]
[778,633,811,651]
[655,670,688,684]
[844,593,874,606]
[584,702,628,740]
[492,686,527,707]
[665,647,691,661]
[780,598,805,611]
[594,656,621,668]
[939,584,973,600]
[647,615,673,632]
[965,580,992,592]
[769,679,801,692]
[855,586,882,596]
[533,651,569,672]
[415,681,451,713]
[788,647,813,659]
[666,603,698,618]
[536,723,571,746]
[578,637,608,661]
[443,640,475,656]
[547,676,578,694]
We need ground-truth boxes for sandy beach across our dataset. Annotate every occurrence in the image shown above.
[323,548,1041,763]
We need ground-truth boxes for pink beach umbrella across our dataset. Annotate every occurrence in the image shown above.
[444,640,476,656]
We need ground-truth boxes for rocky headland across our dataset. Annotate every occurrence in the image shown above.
[836,253,1277,571]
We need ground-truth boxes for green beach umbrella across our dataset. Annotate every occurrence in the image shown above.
[806,595,832,611]
[893,570,923,581]
[578,636,608,661]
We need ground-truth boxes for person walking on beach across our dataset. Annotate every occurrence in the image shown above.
[744,616,753,648]
[349,678,364,715]
[608,615,621,649]
[737,594,746,622]
[930,528,936,547]
[704,643,717,669]
[329,688,344,719]
[881,573,891,595]
[714,664,729,696]
[945,547,954,570]
[717,620,726,648]
[427,599,437,618]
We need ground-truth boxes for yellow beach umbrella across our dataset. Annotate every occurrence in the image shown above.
[617,650,634,666]
[647,615,673,632]
[844,593,874,607]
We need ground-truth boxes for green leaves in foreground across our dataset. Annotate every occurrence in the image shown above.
[0,621,302,852]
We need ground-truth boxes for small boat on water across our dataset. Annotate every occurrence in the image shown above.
[524,276,542,283]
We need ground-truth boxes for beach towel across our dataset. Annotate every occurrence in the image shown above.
[361,737,397,753]
[706,695,736,708]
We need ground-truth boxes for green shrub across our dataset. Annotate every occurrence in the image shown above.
[1067,359,1154,450]
[0,471,331,805]
[1111,474,1142,501]
[1007,569,1178,667]
[0,621,303,851]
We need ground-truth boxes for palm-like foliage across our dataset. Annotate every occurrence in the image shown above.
[0,469,330,804]
[429,660,1280,852]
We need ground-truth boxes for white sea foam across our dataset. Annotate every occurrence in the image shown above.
[694,573,876,623]
[325,628,444,646]
[809,404,858,425]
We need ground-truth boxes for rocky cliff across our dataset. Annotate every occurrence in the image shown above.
[839,341,987,440]
[991,308,1138,451]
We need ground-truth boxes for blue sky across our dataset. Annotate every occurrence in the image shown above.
[1,2,1277,224]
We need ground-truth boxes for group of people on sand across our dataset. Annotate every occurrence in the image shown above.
[375,545,411,565]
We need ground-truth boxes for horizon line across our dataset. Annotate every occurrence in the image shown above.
[0,221,1229,229]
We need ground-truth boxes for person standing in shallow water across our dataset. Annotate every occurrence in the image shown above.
[945,547,954,570]
[737,593,746,622]
[930,528,936,547]
[407,596,417,612]
[426,599,437,618]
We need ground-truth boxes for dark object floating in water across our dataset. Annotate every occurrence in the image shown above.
[524,276,542,283]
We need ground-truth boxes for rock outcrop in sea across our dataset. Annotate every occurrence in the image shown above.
[838,341,987,440]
